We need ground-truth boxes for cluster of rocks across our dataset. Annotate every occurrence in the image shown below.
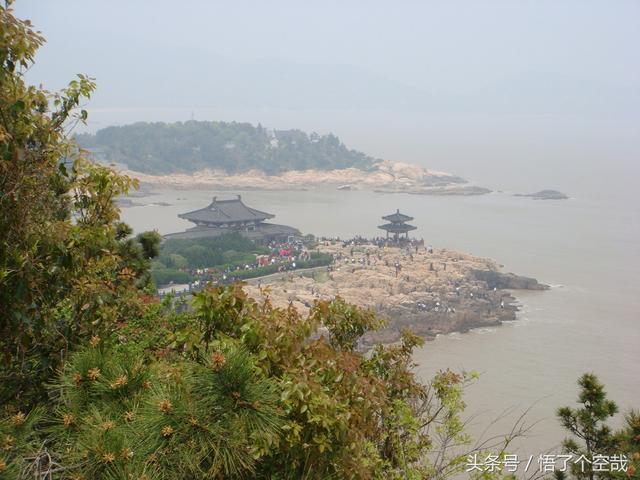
[244,242,548,346]
[374,185,491,196]
[515,189,569,200]
[122,160,483,195]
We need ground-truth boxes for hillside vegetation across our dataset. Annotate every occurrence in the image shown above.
[151,233,332,285]
[76,121,377,175]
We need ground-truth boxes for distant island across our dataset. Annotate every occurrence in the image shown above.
[76,121,376,175]
[515,189,569,200]
[77,121,487,194]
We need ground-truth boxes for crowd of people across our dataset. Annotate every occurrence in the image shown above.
[318,237,508,317]
[318,235,426,250]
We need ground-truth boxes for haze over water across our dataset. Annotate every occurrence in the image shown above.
[16,1,640,201]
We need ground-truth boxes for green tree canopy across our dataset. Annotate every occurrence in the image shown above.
[0,1,160,407]
[76,121,377,175]
[557,373,639,480]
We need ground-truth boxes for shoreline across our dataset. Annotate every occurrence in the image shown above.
[119,160,493,196]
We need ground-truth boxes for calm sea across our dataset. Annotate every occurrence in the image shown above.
[121,186,639,457]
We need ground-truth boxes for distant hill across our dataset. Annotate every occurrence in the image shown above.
[76,121,377,175]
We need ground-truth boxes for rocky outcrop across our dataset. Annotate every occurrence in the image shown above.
[471,270,549,290]
[121,160,488,195]
[244,242,545,347]
[375,185,491,196]
[515,189,569,200]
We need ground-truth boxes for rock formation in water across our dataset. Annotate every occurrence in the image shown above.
[121,160,483,195]
[515,189,569,200]
[243,241,547,346]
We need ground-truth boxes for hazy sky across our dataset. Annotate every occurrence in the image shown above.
[15,0,640,194]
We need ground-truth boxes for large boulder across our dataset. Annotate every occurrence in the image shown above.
[472,269,549,290]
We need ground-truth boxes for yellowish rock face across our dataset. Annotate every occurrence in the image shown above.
[243,241,511,345]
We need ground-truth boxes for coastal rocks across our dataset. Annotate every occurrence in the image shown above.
[244,242,545,347]
[471,270,549,290]
[515,189,569,200]
[375,161,467,187]
[375,185,492,196]
[121,160,490,196]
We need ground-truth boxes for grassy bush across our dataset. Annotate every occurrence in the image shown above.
[152,268,192,285]
[158,233,265,269]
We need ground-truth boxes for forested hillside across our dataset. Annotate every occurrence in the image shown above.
[76,121,377,174]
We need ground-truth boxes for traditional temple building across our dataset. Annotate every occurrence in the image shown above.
[378,209,417,241]
[164,195,300,243]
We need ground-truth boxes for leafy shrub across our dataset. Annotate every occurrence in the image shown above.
[152,268,192,286]
[157,233,263,269]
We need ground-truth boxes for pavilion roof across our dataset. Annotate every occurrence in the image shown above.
[382,209,414,223]
[378,223,417,233]
[164,223,299,240]
[178,195,275,224]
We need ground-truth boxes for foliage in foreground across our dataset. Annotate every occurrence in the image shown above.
[557,373,640,480]
[0,283,483,479]
[0,2,161,408]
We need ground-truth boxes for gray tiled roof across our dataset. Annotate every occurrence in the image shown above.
[163,223,300,240]
[382,209,414,223]
[179,195,275,224]
[378,222,417,233]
